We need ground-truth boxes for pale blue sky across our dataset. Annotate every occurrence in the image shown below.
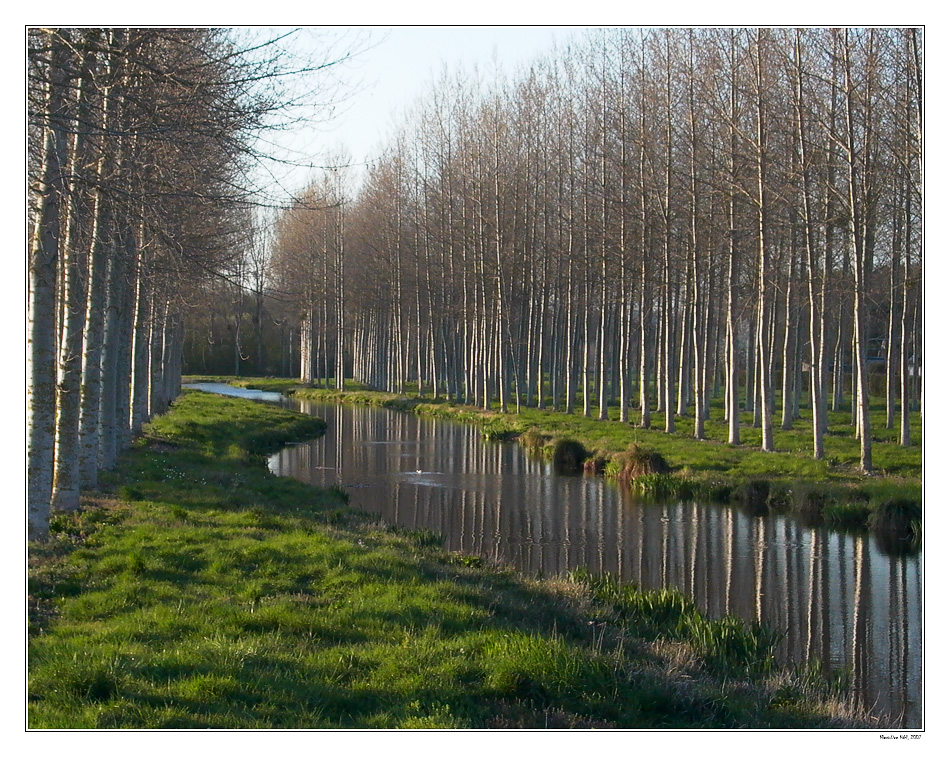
[261,26,585,199]
[332,26,581,160]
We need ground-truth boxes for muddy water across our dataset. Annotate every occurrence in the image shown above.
[266,398,922,728]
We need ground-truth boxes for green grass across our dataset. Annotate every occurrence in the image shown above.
[148,387,327,457]
[28,390,879,729]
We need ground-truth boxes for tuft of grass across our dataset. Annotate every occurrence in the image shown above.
[625,474,680,501]
[869,497,922,538]
[400,701,469,729]
[550,439,588,474]
[790,483,831,514]
[481,421,517,442]
[684,614,781,679]
[607,444,671,482]
[518,429,550,453]
[572,569,695,638]
[583,451,609,475]
[481,631,619,709]
[733,479,771,515]
[327,484,350,504]
[570,570,780,678]
[385,525,444,550]
[823,502,872,529]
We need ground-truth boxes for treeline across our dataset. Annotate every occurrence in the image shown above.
[180,212,300,378]
[182,173,348,381]
[26,28,341,539]
[266,29,921,473]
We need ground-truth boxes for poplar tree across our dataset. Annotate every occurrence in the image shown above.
[28,27,353,540]
[266,27,922,480]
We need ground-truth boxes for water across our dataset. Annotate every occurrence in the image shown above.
[265,398,921,728]
[187,382,284,403]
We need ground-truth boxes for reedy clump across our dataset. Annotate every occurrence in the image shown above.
[550,439,588,474]
[606,444,671,482]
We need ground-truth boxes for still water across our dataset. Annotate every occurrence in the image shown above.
[265,398,922,728]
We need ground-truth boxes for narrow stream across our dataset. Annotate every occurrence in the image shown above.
[256,394,922,728]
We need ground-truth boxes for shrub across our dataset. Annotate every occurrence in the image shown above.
[790,483,830,514]
[868,497,921,537]
[551,439,588,474]
[609,444,671,482]
[327,484,350,504]
[734,479,770,515]
[583,451,609,475]
[822,501,872,529]
[518,430,549,453]
[628,474,679,501]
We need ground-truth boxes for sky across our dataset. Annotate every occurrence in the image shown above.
[257,26,584,202]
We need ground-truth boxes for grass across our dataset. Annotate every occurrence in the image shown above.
[236,377,921,537]
[605,444,673,482]
[550,439,588,474]
[28,389,880,729]
[868,497,922,537]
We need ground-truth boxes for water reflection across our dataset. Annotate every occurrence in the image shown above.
[188,382,283,402]
[269,400,922,728]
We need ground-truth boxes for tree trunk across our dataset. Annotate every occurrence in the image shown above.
[28,35,71,538]
[753,30,774,452]
[841,29,872,472]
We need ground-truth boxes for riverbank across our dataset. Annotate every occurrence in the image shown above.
[29,390,878,729]
[240,379,921,542]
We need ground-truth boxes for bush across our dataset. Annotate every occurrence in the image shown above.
[609,444,671,482]
[733,479,771,515]
[583,451,609,475]
[790,483,831,514]
[518,430,549,453]
[551,439,588,474]
[823,501,872,529]
[628,474,679,501]
[869,497,921,537]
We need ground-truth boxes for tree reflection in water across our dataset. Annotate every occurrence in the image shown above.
[270,400,922,727]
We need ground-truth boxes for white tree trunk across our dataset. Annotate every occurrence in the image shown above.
[28,37,71,539]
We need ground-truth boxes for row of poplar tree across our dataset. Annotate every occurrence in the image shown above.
[268,28,922,476]
[27,28,346,539]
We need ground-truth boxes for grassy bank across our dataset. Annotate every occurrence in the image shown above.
[29,390,877,729]
[255,381,921,540]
